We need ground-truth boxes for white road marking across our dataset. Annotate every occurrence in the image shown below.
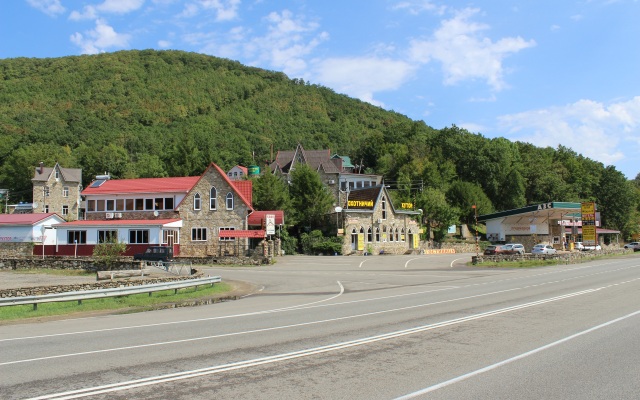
[359,258,371,268]
[450,257,467,268]
[395,308,640,399]
[26,282,639,400]
[404,258,420,268]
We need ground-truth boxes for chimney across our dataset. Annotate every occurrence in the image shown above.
[39,162,44,174]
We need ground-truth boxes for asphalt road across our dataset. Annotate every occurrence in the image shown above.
[1,253,639,399]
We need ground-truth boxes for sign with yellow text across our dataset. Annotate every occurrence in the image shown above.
[581,202,597,246]
[357,234,364,250]
[348,200,374,208]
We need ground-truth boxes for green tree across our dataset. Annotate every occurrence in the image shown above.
[416,188,460,241]
[92,237,127,270]
[446,181,493,223]
[595,166,635,233]
[288,164,334,231]
[252,172,291,213]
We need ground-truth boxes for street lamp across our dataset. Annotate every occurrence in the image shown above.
[472,204,479,258]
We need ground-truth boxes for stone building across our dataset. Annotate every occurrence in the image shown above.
[336,185,421,255]
[31,162,82,220]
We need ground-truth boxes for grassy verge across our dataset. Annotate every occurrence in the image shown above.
[0,282,232,322]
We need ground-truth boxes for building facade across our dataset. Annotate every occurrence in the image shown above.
[31,162,82,220]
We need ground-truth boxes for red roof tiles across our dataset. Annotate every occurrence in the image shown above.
[82,177,200,195]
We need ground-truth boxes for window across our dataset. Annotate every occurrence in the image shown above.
[116,199,125,211]
[226,192,234,210]
[98,230,118,243]
[194,193,201,210]
[375,227,380,242]
[62,205,68,216]
[219,227,235,241]
[145,198,154,210]
[165,197,174,210]
[106,199,115,211]
[135,198,144,211]
[381,197,387,220]
[44,205,49,213]
[96,200,105,212]
[67,230,86,244]
[395,228,400,242]
[125,198,134,211]
[129,229,149,244]
[367,227,373,242]
[383,226,387,242]
[191,227,207,241]
[154,198,164,210]
[340,181,347,191]
[55,170,59,180]
[43,186,50,197]
[210,187,217,210]
[63,186,69,197]
[87,200,95,212]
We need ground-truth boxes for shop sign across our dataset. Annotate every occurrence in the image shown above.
[401,202,413,209]
[348,200,374,208]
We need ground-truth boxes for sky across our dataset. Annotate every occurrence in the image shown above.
[1,1,639,179]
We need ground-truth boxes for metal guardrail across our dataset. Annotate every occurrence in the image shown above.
[0,276,222,310]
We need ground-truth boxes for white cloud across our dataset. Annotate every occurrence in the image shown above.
[26,0,65,16]
[314,57,416,107]
[409,8,536,91]
[392,0,446,15]
[498,97,640,168]
[70,19,132,54]
[179,0,241,21]
[69,0,144,20]
[158,39,172,48]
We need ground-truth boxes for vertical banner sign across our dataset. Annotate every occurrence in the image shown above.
[357,234,364,251]
[581,202,597,246]
[265,214,276,235]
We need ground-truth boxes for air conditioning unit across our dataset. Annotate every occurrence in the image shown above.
[114,213,123,219]
[105,212,114,219]
[328,179,336,185]
[377,218,383,224]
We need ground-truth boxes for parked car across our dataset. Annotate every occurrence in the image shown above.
[484,245,507,255]
[623,242,640,251]
[583,244,602,251]
[531,244,556,255]
[574,242,584,251]
[133,246,174,262]
[502,243,525,255]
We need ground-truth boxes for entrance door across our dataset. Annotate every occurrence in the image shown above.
[351,228,357,250]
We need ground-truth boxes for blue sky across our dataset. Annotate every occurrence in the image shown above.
[2,0,639,179]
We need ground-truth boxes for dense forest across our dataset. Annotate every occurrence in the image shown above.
[0,50,638,238]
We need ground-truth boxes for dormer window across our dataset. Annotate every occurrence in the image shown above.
[55,170,59,180]
[193,193,201,210]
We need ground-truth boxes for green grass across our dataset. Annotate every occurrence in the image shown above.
[0,282,232,322]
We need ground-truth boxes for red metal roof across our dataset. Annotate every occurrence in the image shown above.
[0,213,63,225]
[218,229,266,238]
[232,180,253,205]
[55,219,181,227]
[247,210,284,226]
[82,177,199,195]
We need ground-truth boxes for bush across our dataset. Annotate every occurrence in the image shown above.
[92,238,127,270]
[300,230,342,255]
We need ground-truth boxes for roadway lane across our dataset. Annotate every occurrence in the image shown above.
[1,253,639,399]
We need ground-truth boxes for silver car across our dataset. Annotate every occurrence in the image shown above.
[531,244,556,254]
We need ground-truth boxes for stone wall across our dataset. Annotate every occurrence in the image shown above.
[0,257,142,271]
[473,247,631,264]
[0,243,34,257]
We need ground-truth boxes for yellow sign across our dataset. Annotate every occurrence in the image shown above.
[581,202,597,245]
[348,200,374,208]
[413,234,419,249]
[357,234,364,250]
[401,202,413,209]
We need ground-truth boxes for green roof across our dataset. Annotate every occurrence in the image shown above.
[478,202,582,221]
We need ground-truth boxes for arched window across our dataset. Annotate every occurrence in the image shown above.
[367,227,373,242]
[381,196,387,220]
[375,227,380,242]
[395,228,400,242]
[383,226,387,242]
[401,228,405,242]
[226,192,234,210]
[210,187,217,210]
[193,193,201,210]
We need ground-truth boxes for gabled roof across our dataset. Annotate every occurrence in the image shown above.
[270,144,339,174]
[247,210,285,226]
[32,163,82,183]
[229,165,248,175]
[232,180,253,206]
[346,185,420,215]
[0,213,64,226]
[82,176,200,195]
[183,163,253,211]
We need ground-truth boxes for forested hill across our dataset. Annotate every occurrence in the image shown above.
[0,50,636,233]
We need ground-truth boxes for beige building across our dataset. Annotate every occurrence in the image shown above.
[337,185,421,255]
[31,162,82,220]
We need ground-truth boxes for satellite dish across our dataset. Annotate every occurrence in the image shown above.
[153,211,159,217]
[32,202,39,209]
[335,206,342,213]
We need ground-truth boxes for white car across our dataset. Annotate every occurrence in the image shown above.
[574,242,584,251]
[623,242,640,251]
[583,244,602,251]
[502,243,525,255]
[531,244,556,255]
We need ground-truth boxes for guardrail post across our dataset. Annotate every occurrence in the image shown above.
[33,303,37,311]
[78,300,82,305]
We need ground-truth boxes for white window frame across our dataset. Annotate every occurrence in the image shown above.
[63,186,69,197]
[210,187,217,210]
[226,192,234,210]
[191,227,207,241]
[62,205,69,216]
[193,193,201,210]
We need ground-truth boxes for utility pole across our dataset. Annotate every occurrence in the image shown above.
[472,204,479,258]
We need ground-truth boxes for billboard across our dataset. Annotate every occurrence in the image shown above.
[581,202,597,246]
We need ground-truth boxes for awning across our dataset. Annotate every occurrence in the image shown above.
[247,211,284,226]
[218,230,266,238]
[565,228,620,234]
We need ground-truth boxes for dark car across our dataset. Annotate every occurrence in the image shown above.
[133,246,174,262]
[484,245,506,255]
